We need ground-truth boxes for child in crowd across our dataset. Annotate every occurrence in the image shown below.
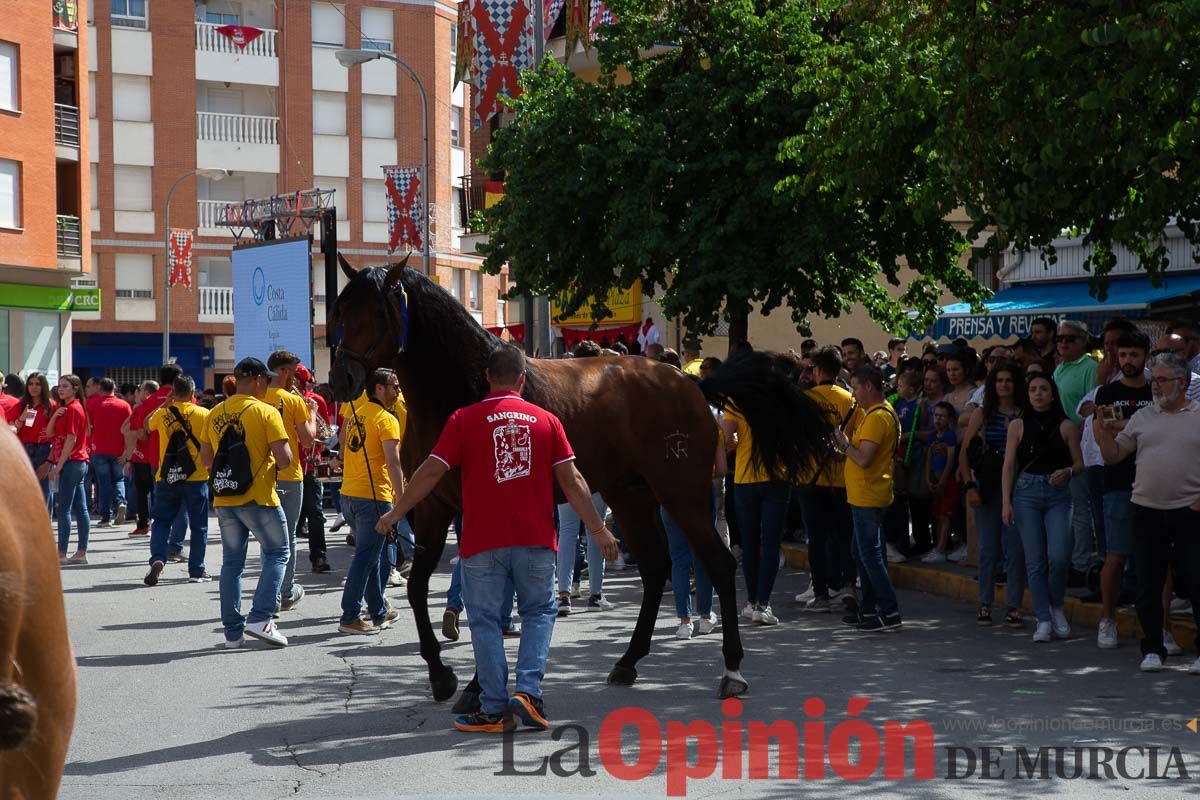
[923,401,960,563]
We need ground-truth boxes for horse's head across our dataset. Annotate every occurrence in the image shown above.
[328,253,411,402]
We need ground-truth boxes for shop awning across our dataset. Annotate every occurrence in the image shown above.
[916,275,1200,340]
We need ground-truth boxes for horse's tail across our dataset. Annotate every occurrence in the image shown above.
[0,682,37,750]
[699,351,833,483]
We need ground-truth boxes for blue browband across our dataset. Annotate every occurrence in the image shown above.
[394,283,410,354]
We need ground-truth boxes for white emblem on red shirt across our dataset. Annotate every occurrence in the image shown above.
[492,420,531,483]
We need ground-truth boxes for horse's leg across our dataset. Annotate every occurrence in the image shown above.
[604,483,670,686]
[407,497,458,702]
[659,486,748,698]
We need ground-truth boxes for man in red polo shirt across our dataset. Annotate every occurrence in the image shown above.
[87,378,132,527]
[376,345,617,733]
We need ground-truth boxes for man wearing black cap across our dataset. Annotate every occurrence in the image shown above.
[200,357,294,649]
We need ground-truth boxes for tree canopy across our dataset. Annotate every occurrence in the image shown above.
[478,0,1199,333]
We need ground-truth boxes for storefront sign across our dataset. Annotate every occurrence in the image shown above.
[0,282,100,312]
[232,237,313,366]
[552,280,643,326]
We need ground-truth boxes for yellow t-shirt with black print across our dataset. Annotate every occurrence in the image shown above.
[340,399,402,503]
[263,387,311,483]
[200,395,289,508]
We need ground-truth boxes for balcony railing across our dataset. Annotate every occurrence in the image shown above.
[195,21,277,58]
[199,286,234,322]
[459,173,492,234]
[54,103,80,147]
[198,200,237,230]
[56,215,82,256]
[197,111,278,144]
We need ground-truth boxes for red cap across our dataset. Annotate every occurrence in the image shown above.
[295,363,313,384]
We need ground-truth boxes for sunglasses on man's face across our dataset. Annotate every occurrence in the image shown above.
[1057,335,1083,343]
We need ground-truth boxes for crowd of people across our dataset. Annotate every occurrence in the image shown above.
[3,313,1199,733]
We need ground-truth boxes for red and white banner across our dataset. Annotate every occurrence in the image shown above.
[168,228,194,290]
[382,166,424,254]
[215,24,264,50]
[470,0,536,129]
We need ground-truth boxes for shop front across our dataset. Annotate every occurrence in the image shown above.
[0,281,98,382]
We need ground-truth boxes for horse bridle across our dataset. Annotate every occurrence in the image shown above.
[333,280,411,369]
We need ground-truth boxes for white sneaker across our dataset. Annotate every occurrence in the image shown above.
[1050,607,1071,638]
[1140,653,1164,672]
[1169,597,1192,617]
[1033,622,1052,643]
[1188,656,1200,675]
[1097,618,1118,649]
[449,555,460,566]
[796,584,815,604]
[754,606,779,626]
[778,553,786,570]
[1163,630,1183,656]
[387,568,406,588]
[696,613,717,635]
[921,549,948,564]
[741,602,756,621]
[224,636,244,649]
[330,513,346,531]
[886,544,907,563]
[675,621,694,640]
[245,619,288,647]
[947,543,969,563]
[829,589,854,607]
[609,553,626,571]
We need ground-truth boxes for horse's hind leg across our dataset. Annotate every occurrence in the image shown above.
[407,497,458,702]
[604,484,670,686]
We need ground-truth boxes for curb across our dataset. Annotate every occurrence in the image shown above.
[781,543,1196,652]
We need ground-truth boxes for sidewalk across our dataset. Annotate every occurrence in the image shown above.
[781,543,1197,651]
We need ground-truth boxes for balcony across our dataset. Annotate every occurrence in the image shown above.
[197,200,235,235]
[196,111,280,173]
[52,0,79,49]
[195,22,279,86]
[199,286,234,323]
[54,103,80,160]
[57,215,82,266]
[459,173,503,255]
[1000,224,1199,286]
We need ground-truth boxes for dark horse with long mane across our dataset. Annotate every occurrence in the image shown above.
[329,259,831,702]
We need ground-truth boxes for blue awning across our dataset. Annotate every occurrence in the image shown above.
[914,275,1200,341]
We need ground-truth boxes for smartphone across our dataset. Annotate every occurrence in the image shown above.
[1101,405,1120,423]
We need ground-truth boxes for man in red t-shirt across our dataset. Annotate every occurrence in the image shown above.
[295,363,333,572]
[86,377,132,526]
[0,372,19,423]
[375,345,617,733]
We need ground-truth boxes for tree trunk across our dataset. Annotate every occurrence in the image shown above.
[728,313,749,356]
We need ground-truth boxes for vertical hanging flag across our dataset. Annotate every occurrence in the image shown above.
[215,24,265,50]
[543,0,565,42]
[589,0,617,39]
[454,0,476,87]
[168,229,195,290]
[382,166,424,254]
[564,0,589,54]
[470,0,535,129]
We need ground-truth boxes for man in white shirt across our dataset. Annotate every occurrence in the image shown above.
[1094,353,1200,675]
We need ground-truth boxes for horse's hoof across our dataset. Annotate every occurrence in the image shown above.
[607,664,638,686]
[718,675,749,699]
[430,668,458,702]
[451,687,482,715]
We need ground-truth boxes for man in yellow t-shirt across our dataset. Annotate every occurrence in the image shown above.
[142,375,211,587]
[336,367,406,635]
[199,357,293,649]
[835,364,902,633]
[265,350,317,612]
[796,346,860,612]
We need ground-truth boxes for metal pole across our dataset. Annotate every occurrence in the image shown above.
[383,54,431,276]
[162,194,172,365]
[522,1,545,355]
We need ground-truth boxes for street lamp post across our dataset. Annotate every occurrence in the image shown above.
[162,168,228,364]
[336,48,431,276]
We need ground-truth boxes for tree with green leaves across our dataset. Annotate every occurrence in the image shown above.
[478,0,986,339]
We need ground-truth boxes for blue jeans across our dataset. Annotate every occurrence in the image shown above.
[975,485,1026,611]
[150,480,209,574]
[1102,491,1134,557]
[90,454,125,520]
[167,509,188,555]
[277,480,303,598]
[56,459,90,553]
[339,496,391,624]
[556,493,608,596]
[733,481,791,605]
[850,505,899,617]
[1069,470,1094,571]
[123,471,137,518]
[216,503,289,641]
[462,546,556,715]
[661,502,716,620]
[1012,473,1073,622]
[447,558,515,628]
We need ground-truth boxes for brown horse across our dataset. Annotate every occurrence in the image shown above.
[328,260,830,703]
[0,428,76,798]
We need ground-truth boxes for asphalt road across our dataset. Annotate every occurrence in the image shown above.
[58,515,1200,799]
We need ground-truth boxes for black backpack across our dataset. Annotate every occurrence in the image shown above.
[160,406,200,485]
[210,404,254,497]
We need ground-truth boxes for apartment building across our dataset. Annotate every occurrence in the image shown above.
[0,0,93,381]
[81,0,504,389]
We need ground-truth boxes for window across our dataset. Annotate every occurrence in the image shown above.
[111,0,148,29]
[115,254,154,298]
[89,163,98,210]
[112,75,151,121]
[205,11,240,26]
[0,159,19,228]
[363,179,387,223]
[452,187,464,229]
[451,268,464,301]
[451,104,463,147]
[312,91,346,135]
[469,271,482,310]
[360,7,392,52]
[362,95,393,139]
[198,256,232,287]
[311,4,344,47]
[113,166,151,211]
[313,176,348,220]
[88,77,96,118]
[0,41,17,112]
